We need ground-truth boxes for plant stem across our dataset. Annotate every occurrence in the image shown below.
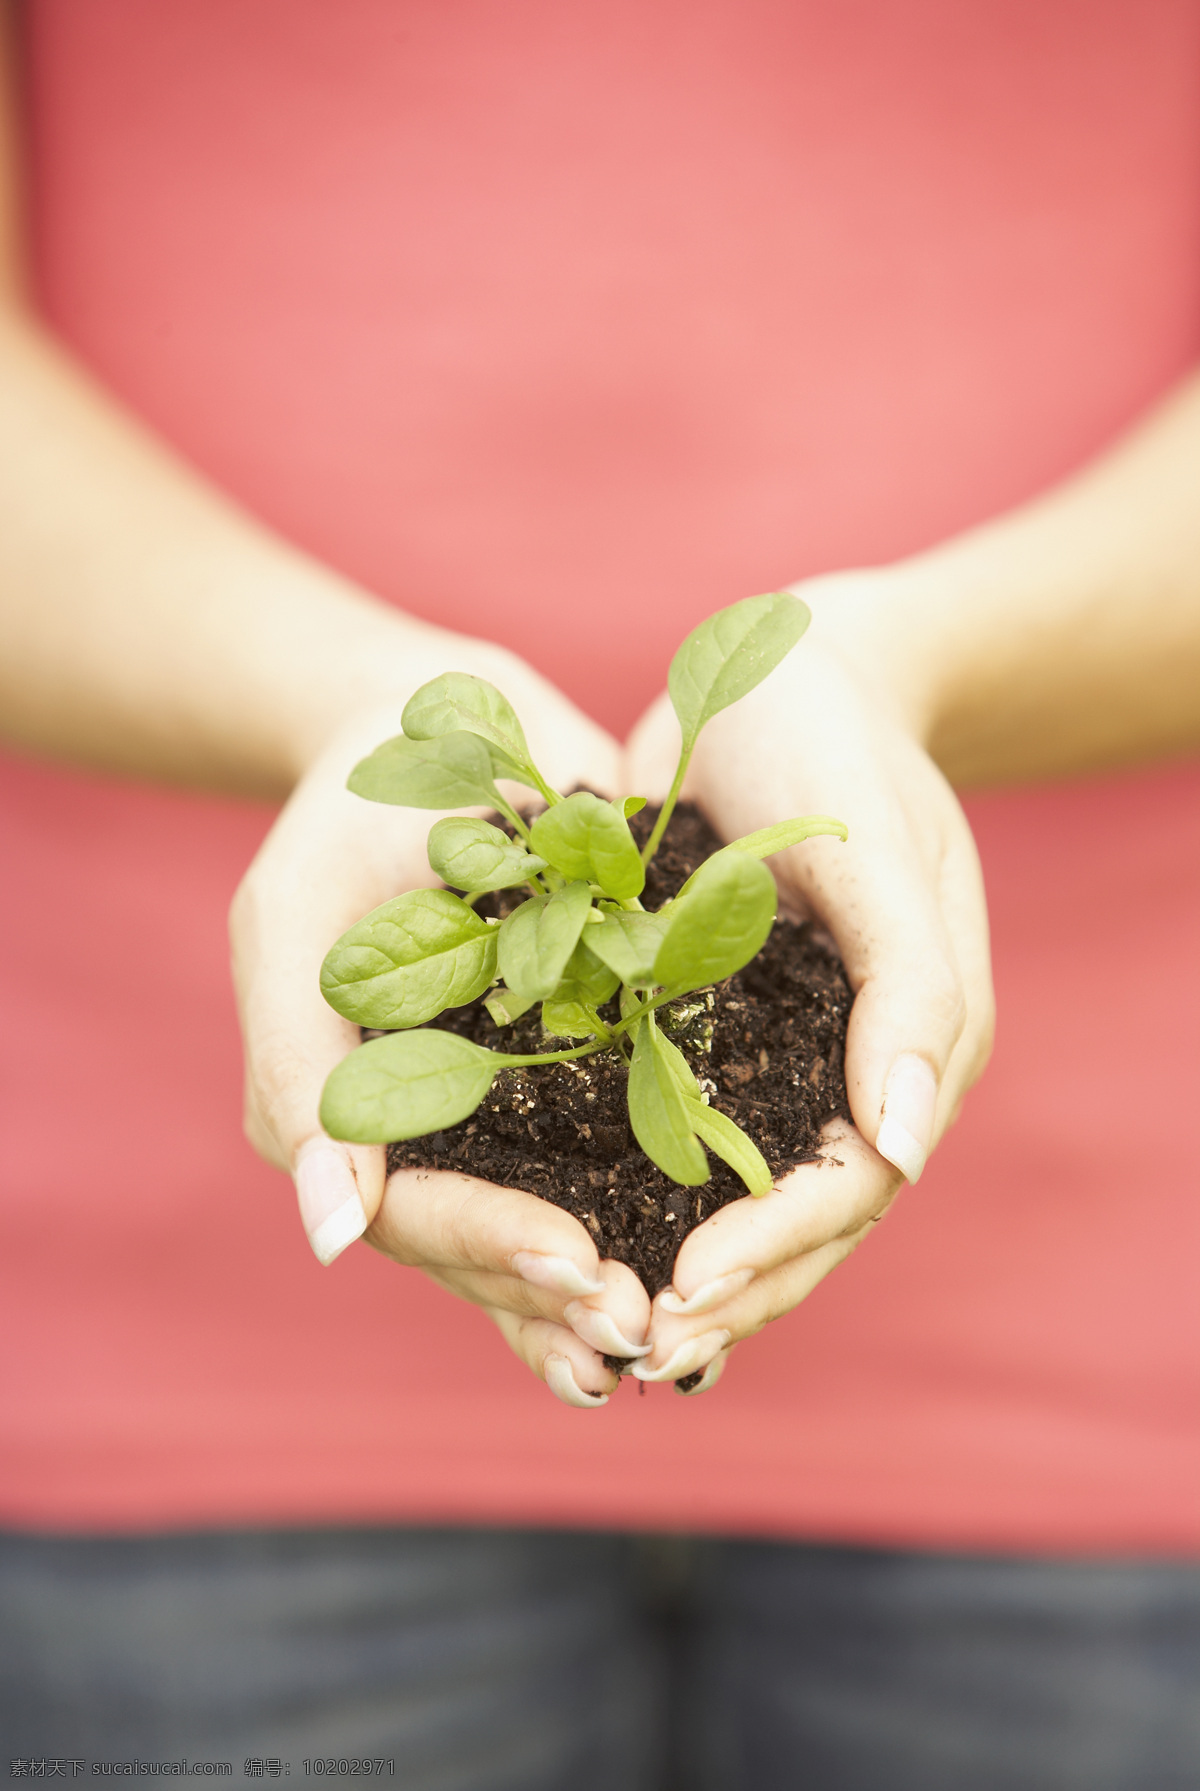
[492,1039,607,1068]
[607,983,693,1042]
[479,981,699,1067]
[639,737,694,867]
[583,1004,615,1044]
[491,792,534,845]
[526,765,563,808]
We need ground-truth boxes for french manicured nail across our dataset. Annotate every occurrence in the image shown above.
[876,1053,938,1185]
[563,1301,652,1358]
[658,1269,754,1317]
[511,1252,606,1298]
[295,1142,368,1266]
[674,1354,728,1398]
[545,1354,610,1408]
[631,1329,730,1383]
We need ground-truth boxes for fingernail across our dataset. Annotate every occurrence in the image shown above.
[564,1301,652,1358]
[675,1353,728,1398]
[295,1141,368,1265]
[658,1269,754,1316]
[511,1252,606,1298]
[876,1053,938,1184]
[545,1354,610,1408]
[631,1329,731,1383]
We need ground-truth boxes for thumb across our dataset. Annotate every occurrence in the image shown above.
[293,1135,383,1267]
[842,907,963,1185]
[238,966,387,1266]
[790,824,985,1186]
[622,690,683,800]
[231,872,388,1271]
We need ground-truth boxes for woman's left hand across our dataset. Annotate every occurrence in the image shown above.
[621,574,995,1392]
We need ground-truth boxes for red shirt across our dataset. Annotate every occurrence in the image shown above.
[2,0,1198,1548]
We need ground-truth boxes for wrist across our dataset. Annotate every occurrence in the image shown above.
[791,565,947,749]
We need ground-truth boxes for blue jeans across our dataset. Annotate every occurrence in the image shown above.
[1,1528,1198,1788]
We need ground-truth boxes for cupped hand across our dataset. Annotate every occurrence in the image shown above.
[230,627,648,1406]
[621,573,995,1391]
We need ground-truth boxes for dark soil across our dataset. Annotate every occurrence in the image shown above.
[386,803,853,1318]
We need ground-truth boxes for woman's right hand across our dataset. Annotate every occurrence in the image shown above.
[230,629,650,1408]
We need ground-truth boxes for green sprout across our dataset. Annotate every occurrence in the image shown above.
[318,593,847,1197]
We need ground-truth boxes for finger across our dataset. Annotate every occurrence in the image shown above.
[623,690,683,801]
[232,890,384,1265]
[642,1223,876,1372]
[657,1123,898,1311]
[368,1164,614,1295]
[487,1308,620,1407]
[512,714,622,803]
[423,1256,653,1357]
[775,793,976,1182]
[230,805,419,1263]
[630,1324,732,1385]
[766,754,991,1181]
[832,842,979,1180]
[674,1345,733,1398]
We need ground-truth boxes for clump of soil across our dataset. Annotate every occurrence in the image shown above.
[387,803,852,1303]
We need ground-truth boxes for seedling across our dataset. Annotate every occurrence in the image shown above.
[318,593,846,1196]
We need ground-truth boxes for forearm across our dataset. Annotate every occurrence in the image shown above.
[0,4,444,798]
[0,307,487,799]
[812,371,1200,786]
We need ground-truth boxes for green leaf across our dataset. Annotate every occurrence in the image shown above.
[648,1025,774,1196]
[319,1029,500,1143]
[677,814,847,897]
[649,1024,704,1099]
[563,937,621,1005]
[540,939,620,1039]
[483,985,537,1027]
[614,795,647,819]
[540,996,600,1041]
[587,907,668,989]
[402,672,533,769]
[626,1020,710,1186]
[684,1101,774,1197]
[652,852,777,991]
[668,592,810,748]
[498,879,593,1002]
[320,889,498,1029]
[619,984,643,1024]
[484,747,542,792]
[427,816,547,893]
[347,731,500,811]
[529,792,645,901]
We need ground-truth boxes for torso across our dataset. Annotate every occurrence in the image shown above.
[4,0,1198,1545]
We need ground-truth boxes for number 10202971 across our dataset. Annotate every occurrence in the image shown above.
[302,1764,394,1777]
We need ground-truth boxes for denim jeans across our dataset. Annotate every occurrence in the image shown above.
[1,1528,1198,1789]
